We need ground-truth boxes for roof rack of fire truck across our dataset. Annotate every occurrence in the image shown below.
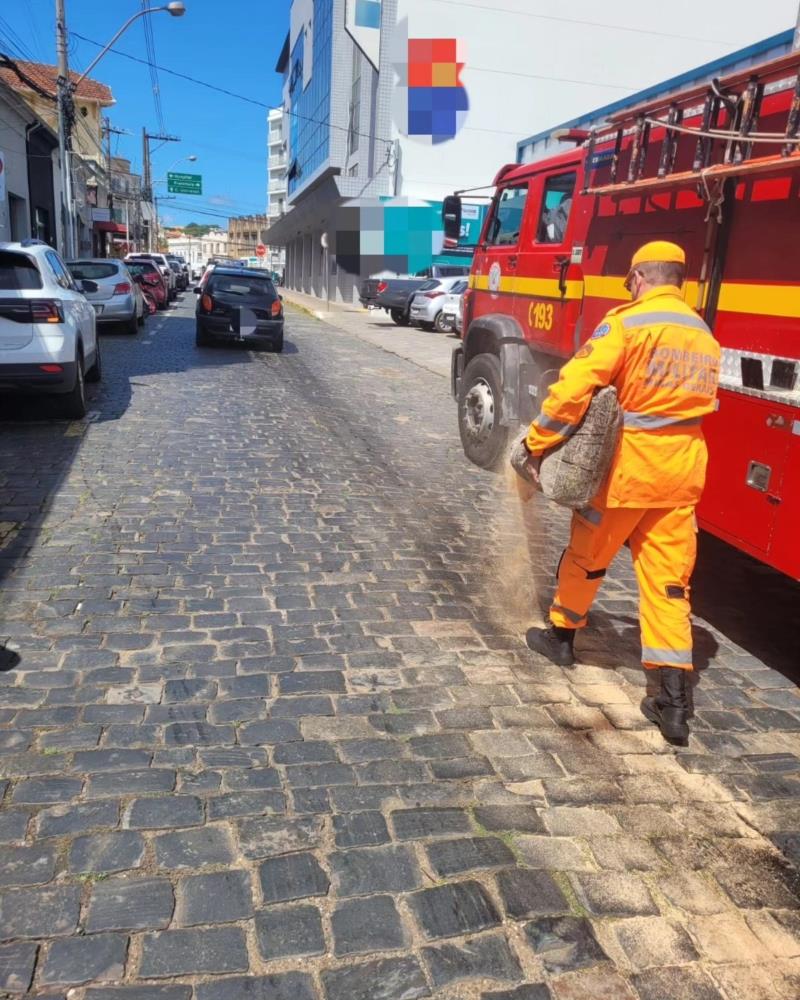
[582,49,800,198]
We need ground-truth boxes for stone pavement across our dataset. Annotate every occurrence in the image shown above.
[0,295,799,999]
[279,288,454,379]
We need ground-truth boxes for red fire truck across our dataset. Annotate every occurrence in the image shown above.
[446,48,800,581]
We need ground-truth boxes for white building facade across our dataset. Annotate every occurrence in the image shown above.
[167,229,229,272]
[266,0,535,303]
[266,108,288,274]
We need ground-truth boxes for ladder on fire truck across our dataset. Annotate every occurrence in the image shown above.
[582,49,800,199]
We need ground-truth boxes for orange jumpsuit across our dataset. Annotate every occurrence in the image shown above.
[525,285,720,670]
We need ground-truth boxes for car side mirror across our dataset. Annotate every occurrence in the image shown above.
[193,286,202,294]
[80,279,98,293]
[279,294,283,300]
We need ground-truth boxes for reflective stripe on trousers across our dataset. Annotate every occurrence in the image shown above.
[641,646,693,664]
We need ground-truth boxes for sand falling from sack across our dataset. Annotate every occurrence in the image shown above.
[477,467,570,633]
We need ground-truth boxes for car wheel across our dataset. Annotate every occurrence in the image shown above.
[458,353,510,470]
[273,335,284,353]
[433,310,449,333]
[62,353,87,418]
[390,308,410,326]
[419,321,434,332]
[137,308,145,326]
[85,339,102,383]
[157,299,167,311]
[125,314,138,335]
[195,324,212,347]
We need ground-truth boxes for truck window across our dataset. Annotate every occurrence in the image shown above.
[485,184,528,247]
[536,172,577,245]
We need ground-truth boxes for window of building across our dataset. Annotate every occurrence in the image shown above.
[485,185,528,247]
[536,171,577,245]
[349,45,361,156]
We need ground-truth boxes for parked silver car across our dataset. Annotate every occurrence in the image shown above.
[67,259,145,334]
[409,276,469,331]
[438,279,468,334]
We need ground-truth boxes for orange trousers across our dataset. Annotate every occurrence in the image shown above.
[549,504,697,670]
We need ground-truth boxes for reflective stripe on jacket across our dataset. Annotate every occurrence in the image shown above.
[525,285,721,507]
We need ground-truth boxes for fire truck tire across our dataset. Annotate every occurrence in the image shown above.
[458,353,510,470]
[390,308,409,326]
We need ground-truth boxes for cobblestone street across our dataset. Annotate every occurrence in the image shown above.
[2,295,800,1000]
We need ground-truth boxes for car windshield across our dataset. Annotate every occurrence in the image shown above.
[208,274,275,297]
[418,280,439,291]
[67,262,119,280]
[127,262,156,275]
[0,250,42,290]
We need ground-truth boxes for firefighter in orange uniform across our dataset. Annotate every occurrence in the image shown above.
[522,241,720,743]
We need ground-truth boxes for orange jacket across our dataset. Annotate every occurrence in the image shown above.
[525,285,720,508]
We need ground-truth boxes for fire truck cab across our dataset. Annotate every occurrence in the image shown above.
[447,49,800,580]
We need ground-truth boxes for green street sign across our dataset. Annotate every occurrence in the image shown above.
[167,172,202,195]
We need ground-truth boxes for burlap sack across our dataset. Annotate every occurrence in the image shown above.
[538,386,622,509]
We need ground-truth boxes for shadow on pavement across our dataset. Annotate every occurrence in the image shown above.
[0,308,292,594]
[693,532,800,683]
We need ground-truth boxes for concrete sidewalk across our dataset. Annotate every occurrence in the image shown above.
[281,287,456,380]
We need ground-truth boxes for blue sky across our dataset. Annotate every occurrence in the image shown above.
[0,0,291,227]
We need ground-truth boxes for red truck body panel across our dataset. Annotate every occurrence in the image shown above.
[463,52,800,579]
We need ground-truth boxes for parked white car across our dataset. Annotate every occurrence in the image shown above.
[0,240,100,418]
[66,259,145,334]
[437,278,468,334]
[409,276,469,332]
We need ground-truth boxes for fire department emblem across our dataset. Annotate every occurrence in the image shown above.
[488,262,502,293]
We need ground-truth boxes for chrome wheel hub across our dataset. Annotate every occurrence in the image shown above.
[463,378,495,441]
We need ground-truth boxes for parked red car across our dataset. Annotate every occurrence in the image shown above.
[125,259,168,310]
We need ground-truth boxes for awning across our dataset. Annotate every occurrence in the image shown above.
[93,221,128,234]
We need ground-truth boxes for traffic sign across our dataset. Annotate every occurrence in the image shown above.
[167,172,202,195]
[255,244,266,258]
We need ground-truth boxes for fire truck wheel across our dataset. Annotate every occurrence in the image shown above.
[458,353,509,470]
[390,308,410,326]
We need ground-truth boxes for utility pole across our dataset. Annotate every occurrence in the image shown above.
[55,0,75,257]
[142,130,179,250]
[102,121,129,257]
[795,1,800,50]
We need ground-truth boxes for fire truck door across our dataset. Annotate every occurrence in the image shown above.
[513,166,582,358]
[471,182,530,323]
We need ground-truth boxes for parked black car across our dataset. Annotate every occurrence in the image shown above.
[195,267,284,352]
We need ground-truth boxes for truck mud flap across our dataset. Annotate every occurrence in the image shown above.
[451,346,464,399]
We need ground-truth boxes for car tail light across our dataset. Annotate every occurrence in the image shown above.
[30,300,64,323]
[270,300,282,317]
[423,291,445,299]
[39,364,63,373]
[201,293,213,312]
[113,282,132,295]
[377,281,388,294]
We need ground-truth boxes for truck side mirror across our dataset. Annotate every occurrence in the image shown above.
[442,195,462,248]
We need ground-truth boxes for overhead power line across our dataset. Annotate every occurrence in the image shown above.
[71,31,639,148]
[428,0,735,45]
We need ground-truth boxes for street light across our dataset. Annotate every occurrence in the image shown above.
[73,4,186,89]
[56,0,187,256]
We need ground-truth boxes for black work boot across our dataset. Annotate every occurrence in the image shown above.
[525,623,575,667]
[641,667,690,744]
